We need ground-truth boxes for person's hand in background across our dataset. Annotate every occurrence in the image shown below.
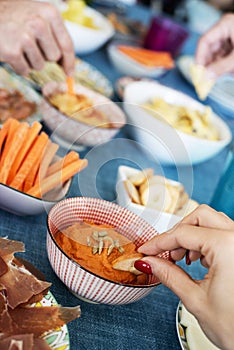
[195,13,234,77]
[0,0,75,76]
[135,205,234,350]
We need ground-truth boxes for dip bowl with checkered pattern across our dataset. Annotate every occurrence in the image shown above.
[46,197,170,305]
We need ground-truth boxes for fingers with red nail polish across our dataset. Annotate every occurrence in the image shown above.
[134,260,152,274]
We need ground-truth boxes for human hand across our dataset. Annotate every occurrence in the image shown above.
[195,14,234,77]
[135,205,234,350]
[0,0,75,76]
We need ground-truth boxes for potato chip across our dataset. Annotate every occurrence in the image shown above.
[190,63,216,101]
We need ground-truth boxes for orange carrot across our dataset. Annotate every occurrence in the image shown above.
[9,131,49,190]
[66,76,75,95]
[23,139,53,192]
[0,118,20,167]
[27,158,88,198]
[7,121,42,184]
[0,118,14,156]
[34,141,59,185]
[0,122,29,184]
[117,45,174,68]
[46,151,79,177]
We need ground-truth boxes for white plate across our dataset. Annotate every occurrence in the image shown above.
[60,4,114,55]
[107,42,168,78]
[38,291,70,349]
[176,302,220,350]
[123,81,232,165]
[177,55,234,113]
[0,67,42,125]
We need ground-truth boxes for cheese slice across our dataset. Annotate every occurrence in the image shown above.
[190,64,216,100]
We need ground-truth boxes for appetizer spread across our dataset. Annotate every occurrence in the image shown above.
[0,88,36,122]
[0,237,80,349]
[124,168,198,216]
[55,221,147,285]
[143,97,219,140]
[48,91,116,128]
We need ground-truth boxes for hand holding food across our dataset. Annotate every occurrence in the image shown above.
[195,14,234,77]
[136,205,234,350]
[0,0,75,76]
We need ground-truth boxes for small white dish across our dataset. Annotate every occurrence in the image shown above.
[116,165,182,232]
[107,43,168,78]
[176,302,220,350]
[123,81,232,165]
[60,4,114,55]
[177,55,234,113]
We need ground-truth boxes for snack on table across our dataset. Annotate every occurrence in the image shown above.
[124,168,198,217]
[62,0,99,29]
[0,88,36,122]
[55,221,147,285]
[0,118,88,198]
[48,91,116,128]
[0,237,80,349]
[143,97,219,140]
[190,63,216,100]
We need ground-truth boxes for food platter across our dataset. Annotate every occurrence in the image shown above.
[177,55,234,114]
[0,66,42,124]
[176,301,220,350]
[7,59,113,98]
[37,291,70,349]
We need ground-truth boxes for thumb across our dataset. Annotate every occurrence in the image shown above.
[208,53,234,77]
[141,257,201,305]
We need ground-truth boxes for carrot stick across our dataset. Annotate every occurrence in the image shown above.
[46,151,79,177]
[34,141,59,185]
[0,122,29,184]
[117,46,174,68]
[7,121,42,184]
[23,139,53,192]
[27,158,88,198]
[9,131,49,190]
[0,118,20,167]
[66,76,75,95]
[0,118,14,157]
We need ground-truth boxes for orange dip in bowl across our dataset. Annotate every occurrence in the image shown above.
[55,221,146,285]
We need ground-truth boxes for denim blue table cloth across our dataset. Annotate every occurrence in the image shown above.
[0,3,233,350]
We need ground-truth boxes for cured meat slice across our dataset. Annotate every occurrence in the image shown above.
[0,333,34,350]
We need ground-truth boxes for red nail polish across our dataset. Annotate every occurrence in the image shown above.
[186,250,191,265]
[134,260,152,274]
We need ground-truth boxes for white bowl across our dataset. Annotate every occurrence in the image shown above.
[61,5,114,55]
[116,165,183,232]
[107,43,167,78]
[46,197,171,305]
[123,81,232,165]
[0,179,71,216]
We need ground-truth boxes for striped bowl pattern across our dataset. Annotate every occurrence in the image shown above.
[47,197,170,305]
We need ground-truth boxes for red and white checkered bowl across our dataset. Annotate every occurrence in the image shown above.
[46,197,170,305]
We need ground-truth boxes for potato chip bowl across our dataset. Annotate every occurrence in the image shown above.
[41,82,126,148]
[46,197,170,305]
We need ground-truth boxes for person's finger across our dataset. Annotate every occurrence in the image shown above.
[138,256,202,307]
[181,204,234,230]
[8,54,30,76]
[40,5,75,75]
[207,52,234,76]
[27,16,61,63]
[23,36,45,71]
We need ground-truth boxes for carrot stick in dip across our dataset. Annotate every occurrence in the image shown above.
[66,76,75,95]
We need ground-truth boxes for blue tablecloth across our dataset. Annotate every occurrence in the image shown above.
[0,4,233,350]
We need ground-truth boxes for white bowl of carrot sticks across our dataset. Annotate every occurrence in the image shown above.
[107,43,175,78]
[0,118,88,216]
